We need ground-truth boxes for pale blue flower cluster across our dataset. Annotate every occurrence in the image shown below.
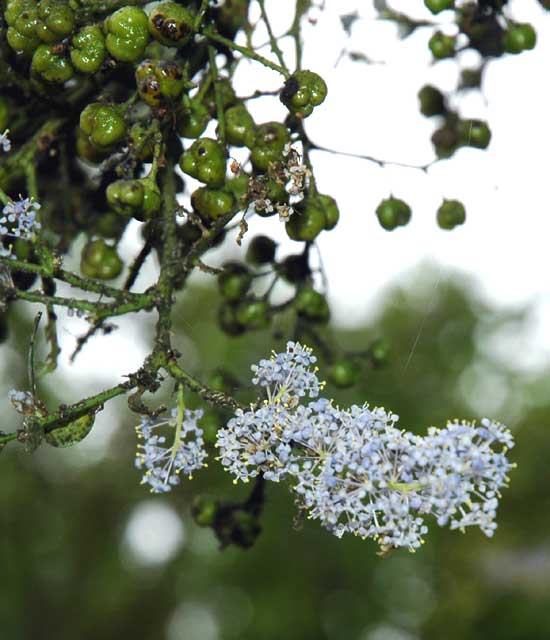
[135,408,206,493]
[216,342,515,551]
[0,130,10,153]
[0,197,42,259]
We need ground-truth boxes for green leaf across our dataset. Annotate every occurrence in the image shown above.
[44,414,95,448]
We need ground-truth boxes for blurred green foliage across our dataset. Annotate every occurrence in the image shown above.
[1,268,549,640]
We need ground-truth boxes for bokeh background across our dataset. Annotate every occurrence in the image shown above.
[2,1,550,639]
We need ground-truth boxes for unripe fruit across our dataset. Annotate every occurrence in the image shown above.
[70,25,106,73]
[458,119,491,149]
[370,338,391,367]
[245,122,290,171]
[5,0,41,56]
[180,138,227,186]
[104,6,150,63]
[436,199,466,230]
[418,85,446,117]
[218,263,252,302]
[218,303,245,336]
[177,99,210,138]
[329,359,360,388]
[280,69,328,118]
[191,187,235,221]
[246,235,277,265]
[224,104,255,147]
[31,44,74,83]
[191,495,220,527]
[295,287,330,324]
[279,254,310,283]
[235,299,270,330]
[36,0,75,44]
[503,23,536,54]
[428,31,456,59]
[286,205,325,242]
[424,0,454,15]
[148,1,194,48]
[135,59,185,107]
[79,103,126,150]
[376,197,411,231]
[80,239,123,280]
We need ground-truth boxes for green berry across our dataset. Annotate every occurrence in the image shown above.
[286,204,326,242]
[106,179,145,217]
[245,122,290,171]
[148,1,194,48]
[329,359,360,388]
[80,239,123,280]
[370,338,391,367]
[376,197,411,231]
[235,299,270,330]
[36,0,75,44]
[213,0,250,38]
[218,302,245,336]
[180,138,227,186]
[458,119,491,149]
[136,59,185,107]
[225,174,250,205]
[191,496,219,528]
[75,126,109,163]
[246,235,277,265]
[224,103,255,147]
[5,0,41,56]
[431,122,459,158]
[218,262,252,301]
[295,287,330,324]
[70,25,106,73]
[104,6,150,63]
[424,0,454,14]
[418,85,446,117]
[503,23,536,54]
[280,70,328,118]
[436,199,466,230]
[129,123,154,160]
[80,103,126,150]
[191,187,235,221]
[278,254,310,283]
[429,31,456,59]
[31,43,74,83]
[94,211,127,239]
[177,98,210,138]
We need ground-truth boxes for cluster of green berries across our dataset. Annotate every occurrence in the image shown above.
[423,0,537,60]
[418,85,492,158]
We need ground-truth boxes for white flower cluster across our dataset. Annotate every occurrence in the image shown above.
[135,408,206,493]
[0,130,11,153]
[0,197,42,259]
[216,342,515,551]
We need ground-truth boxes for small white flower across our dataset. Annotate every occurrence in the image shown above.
[0,130,11,153]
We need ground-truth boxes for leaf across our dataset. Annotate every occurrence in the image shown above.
[44,414,95,448]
